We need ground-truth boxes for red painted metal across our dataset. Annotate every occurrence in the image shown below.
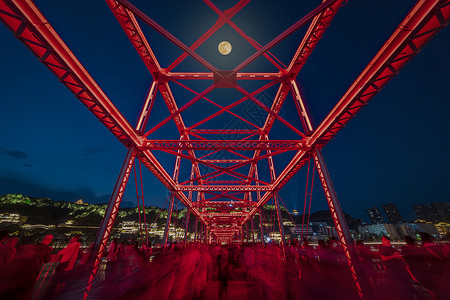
[313,148,364,299]
[144,140,305,150]
[84,147,136,299]
[116,0,219,74]
[244,0,450,221]
[2,0,450,298]
[168,72,282,80]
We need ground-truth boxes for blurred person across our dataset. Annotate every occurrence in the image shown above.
[379,235,416,300]
[217,247,229,300]
[356,240,378,297]
[34,234,53,267]
[47,235,81,296]
[0,236,18,296]
[0,230,8,244]
[436,241,450,300]
[2,235,52,300]
[417,232,447,298]
[0,236,18,267]
[56,234,81,272]
[106,238,119,278]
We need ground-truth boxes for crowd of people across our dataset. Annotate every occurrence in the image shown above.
[0,229,449,300]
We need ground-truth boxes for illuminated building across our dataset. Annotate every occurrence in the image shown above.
[367,207,384,224]
[382,203,404,224]
[0,213,26,225]
[358,223,401,240]
[414,202,450,223]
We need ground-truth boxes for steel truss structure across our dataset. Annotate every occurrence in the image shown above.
[1,0,449,299]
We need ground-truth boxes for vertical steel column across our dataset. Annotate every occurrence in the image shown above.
[194,217,198,242]
[163,136,183,251]
[84,81,158,299]
[259,208,265,244]
[255,165,265,244]
[266,136,286,257]
[251,218,255,243]
[184,210,190,245]
[313,148,364,298]
[84,147,136,299]
[291,80,364,298]
[163,193,175,252]
[274,193,286,257]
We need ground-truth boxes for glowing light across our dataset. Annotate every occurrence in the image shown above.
[218,41,232,55]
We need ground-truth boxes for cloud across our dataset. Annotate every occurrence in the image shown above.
[0,147,27,159]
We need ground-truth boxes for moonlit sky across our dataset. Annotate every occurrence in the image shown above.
[1,0,449,222]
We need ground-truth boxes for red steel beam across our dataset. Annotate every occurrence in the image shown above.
[190,129,260,135]
[116,0,220,74]
[143,140,306,150]
[178,185,271,192]
[166,0,250,72]
[309,0,450,147]
[144,84,215,137]
[83,147,136,299]
[0,0,207,222]
[168,72,282,80]
[244,0,450,222]
[203,0,285,71]
[287,0,344,75]
[228,0,340,78]
[240,0,343,192]
[105,0,162,78]
[105,1,207,191]
[0,0,141,147]
[188,79,280,130]
[172,80,262,131]
[233,83,307,138]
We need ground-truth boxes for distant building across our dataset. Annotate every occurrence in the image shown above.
[414,204,436,222]
[120,221,139,234]
[75,199,88,206]
[410,220,439,237]
[414,202,450,223]
[382,203,404,224]
[358,223,401,240]
[292,209,299,216]
[435,222,450,236]
[289,225,313,238]
[430,202,450,222]
[397,224,415,238]
[367,206,384,224]
[0,213,25,225]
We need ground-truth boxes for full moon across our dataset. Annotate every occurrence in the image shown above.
[218,41,232,55]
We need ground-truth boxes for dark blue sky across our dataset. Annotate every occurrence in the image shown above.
[0,0,449,222]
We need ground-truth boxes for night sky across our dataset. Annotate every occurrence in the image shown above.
[1,0,449,222]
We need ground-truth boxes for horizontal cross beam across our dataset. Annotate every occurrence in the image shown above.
[143,140,306,150]
[167,72,283,80]
[177,185,271,191]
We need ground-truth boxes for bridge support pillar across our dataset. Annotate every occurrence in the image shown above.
[259,208,264,244]
[194,217,198,241]
[163,193,175,252]
[84,147,136,299]
[184,210,190,245]
[274,194,287,258]
[251,218,255,243]
[313,147,366,299]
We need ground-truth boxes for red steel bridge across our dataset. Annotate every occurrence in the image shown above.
[1,0,449,299]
